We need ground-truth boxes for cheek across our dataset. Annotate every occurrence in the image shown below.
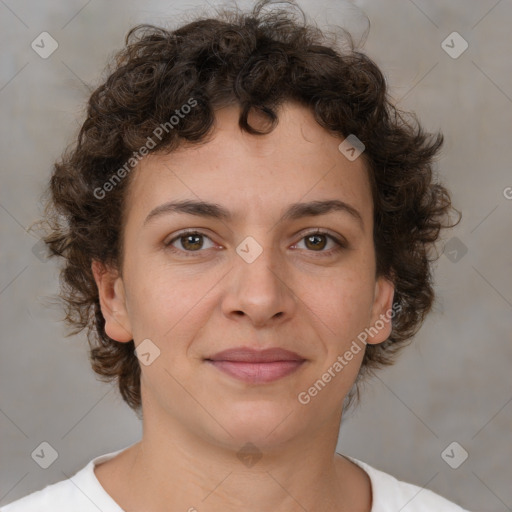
[124,258,216,343]
[306,265,376,341]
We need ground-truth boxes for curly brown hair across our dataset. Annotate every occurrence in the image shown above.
[37,0,460,415]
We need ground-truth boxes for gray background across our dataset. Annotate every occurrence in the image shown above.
[1,0,511,510]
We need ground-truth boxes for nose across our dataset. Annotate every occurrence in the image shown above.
[221,240,298,328]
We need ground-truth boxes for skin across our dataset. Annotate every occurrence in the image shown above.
[92,101,395,512]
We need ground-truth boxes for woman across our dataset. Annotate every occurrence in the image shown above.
[3,1,468,510]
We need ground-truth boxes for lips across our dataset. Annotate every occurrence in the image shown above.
[205,347,306,383]
[207,347,305,363]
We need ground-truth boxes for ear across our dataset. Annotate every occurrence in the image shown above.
[366,275,395,345]
[91,260,133,342]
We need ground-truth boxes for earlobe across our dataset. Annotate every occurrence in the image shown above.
[91,260,133,343]
[366,276,395,345]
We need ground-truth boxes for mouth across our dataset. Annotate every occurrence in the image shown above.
[205,347,306,384]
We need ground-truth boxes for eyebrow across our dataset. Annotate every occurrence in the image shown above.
[143,198,364,231]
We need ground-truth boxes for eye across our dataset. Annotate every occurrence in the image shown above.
[292,229,347,255]
[165,230,217,256]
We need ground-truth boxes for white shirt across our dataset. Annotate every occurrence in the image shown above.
[1,445,469,511]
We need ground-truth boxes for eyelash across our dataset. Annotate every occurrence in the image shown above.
[164,229,347,258]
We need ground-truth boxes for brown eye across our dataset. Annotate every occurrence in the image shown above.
[165,230,216,255]
[180,233,204,251]
[304,233,328,251]
[293,230,347,255]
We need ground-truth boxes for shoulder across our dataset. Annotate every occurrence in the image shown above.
[1,447,130,512]
[1,472,91,512]
[348,457,470,512]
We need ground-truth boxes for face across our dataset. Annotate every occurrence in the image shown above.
[93,102,394,450]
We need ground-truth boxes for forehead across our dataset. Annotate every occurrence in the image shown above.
[125,102,373,228]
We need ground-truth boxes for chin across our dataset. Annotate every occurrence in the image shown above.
[209,398,308,450]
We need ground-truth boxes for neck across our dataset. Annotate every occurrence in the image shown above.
[104,408,371,512]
